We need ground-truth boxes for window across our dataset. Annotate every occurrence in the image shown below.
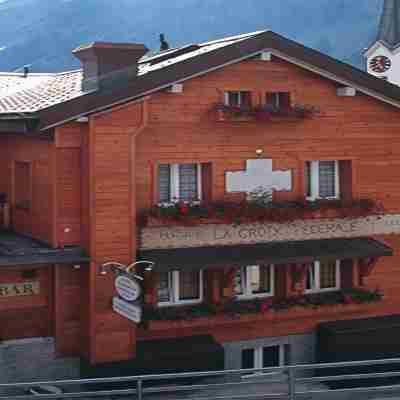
[224,91,252,108]
[14,161,31,210]
[241,345,285,370]
[265,92,291,110]
[305,260,340,293]
[158,164,202,203]
[306,160,340,200]
[158,270,203,306]
[234,265,274,298]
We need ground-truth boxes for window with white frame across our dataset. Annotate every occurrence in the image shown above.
[158,270,203,306]
[158,164,202,203]
[224,91,252,108]
[306,160,340,200]
[305,260,340,293]
[241,345,285,370]
[234,265,274,298]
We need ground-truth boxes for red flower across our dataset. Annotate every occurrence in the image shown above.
[260,299,273,313]
[178,202,190,215]
[343,295,353,305]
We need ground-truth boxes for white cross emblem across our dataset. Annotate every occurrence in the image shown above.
[226,159,292,195]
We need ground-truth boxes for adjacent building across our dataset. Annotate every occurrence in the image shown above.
[2,2,400,380]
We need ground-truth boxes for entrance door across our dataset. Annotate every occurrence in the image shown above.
[241,345,284,370]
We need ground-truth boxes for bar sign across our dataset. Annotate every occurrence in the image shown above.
[0,282,40,298]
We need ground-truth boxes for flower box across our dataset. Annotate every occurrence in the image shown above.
[143,199,383,227]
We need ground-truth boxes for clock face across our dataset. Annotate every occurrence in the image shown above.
[369,55,391,73]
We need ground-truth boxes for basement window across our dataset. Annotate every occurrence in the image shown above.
[14,161,32,210]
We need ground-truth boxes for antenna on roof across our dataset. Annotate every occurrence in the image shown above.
[160,33,170,51]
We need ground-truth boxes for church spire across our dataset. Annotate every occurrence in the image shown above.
[377,0,400,48]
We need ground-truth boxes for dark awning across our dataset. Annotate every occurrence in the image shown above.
[0,231,90,267]
[139,238,393,272]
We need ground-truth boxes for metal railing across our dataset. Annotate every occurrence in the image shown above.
[3,357,400,400]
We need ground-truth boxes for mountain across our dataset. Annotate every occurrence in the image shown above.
[0,0,383,73]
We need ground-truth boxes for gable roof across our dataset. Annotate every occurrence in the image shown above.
[2,30,400,132]
[377,0,400,48]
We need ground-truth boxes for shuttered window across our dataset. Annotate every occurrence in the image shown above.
[158,163,201,203]
[306,160,340,200]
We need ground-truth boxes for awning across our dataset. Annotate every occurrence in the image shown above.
[139,238,393,272]
[0,231,90,267]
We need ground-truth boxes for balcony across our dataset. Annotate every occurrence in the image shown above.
[213,103,319,123]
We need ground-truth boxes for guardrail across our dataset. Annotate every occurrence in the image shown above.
[3,357,400,400]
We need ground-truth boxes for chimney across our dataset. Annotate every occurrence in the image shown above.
[72,42,149,92]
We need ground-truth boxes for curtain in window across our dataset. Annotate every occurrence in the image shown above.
[318,161,336,198]
[158,272,172,302]
[158,164,171,202]
[234,268,245,295]
[179,164,198,201]
[251,265,271,294]
[306,263,316,291]
[179,270,200,300]
[320,260,337,289]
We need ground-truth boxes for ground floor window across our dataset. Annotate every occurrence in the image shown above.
[305,260,340,293]
[241,345,285,370]
[158,270,203,306]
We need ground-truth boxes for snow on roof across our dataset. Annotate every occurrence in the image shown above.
[0,70,83,113]
[0,30,264,115]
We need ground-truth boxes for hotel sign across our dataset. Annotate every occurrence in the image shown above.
[140,214,400,250]
[0,282,40,298]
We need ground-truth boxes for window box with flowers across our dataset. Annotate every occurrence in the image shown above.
[144,198,384,227]
[142,288,383,331]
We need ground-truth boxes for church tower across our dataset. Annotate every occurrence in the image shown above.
[364,0,400,85]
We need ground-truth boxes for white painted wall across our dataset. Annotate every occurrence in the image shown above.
[365,42,400,86]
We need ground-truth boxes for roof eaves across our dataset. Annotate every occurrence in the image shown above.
[37,30,400,131]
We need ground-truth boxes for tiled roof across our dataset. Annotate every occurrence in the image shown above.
[0,70,83,114]
[0,31,263,115]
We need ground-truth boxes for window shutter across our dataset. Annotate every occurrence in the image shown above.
[158,164,171,202]
[179,164,198,201]
[340,259,354,289]
[274,265,287,300]
[201,162,212,202]
[305,161,311,198]
[339,160,353,204]
[279,92,291,110]
[318,161,336,198]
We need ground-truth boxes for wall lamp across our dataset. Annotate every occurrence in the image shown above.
[99,260,155,280]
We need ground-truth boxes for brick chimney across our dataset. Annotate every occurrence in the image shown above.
[73,42,149,92]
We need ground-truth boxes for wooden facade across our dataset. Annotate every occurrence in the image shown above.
[2,36,400,369]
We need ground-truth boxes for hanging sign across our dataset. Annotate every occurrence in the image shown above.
[115,275,141,302]
[112,297,142,323]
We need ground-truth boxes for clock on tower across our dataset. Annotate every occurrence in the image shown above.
[369,55,392,74]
